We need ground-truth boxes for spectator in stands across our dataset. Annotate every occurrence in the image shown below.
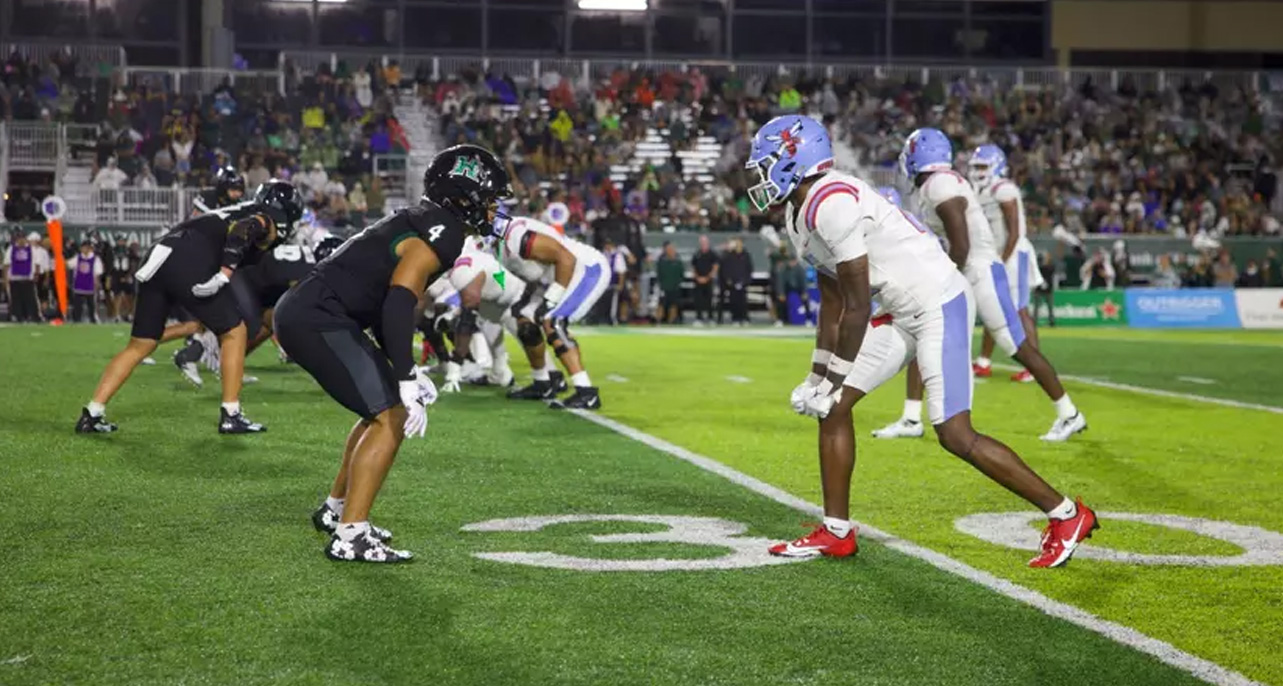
[656,242,685,324]
[1080,248,1116,290]
[348,181,369,217]
[1238,260,1265,288]
[1151,254,1182,289]
[719,238,753,326]
[92,157,128,190]
[133,163,158,190]
[1264,248,1282,287]
[1183,255,1214,288]
[1213,249,1239,287]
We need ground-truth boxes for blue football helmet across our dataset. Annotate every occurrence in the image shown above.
[899,128,955,181]
[876,186,902,208]
[746,115,833,211]
[967,144,1008,188]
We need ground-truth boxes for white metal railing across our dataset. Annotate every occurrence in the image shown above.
[4,122,60,171]
[0,42,126,68]
[85,187,194,226]
[279,51,1269,94]
[119,67,286,97]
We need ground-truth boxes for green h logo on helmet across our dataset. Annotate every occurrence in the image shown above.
[449,155,482,181]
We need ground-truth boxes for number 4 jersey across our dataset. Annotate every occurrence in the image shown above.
[783,171,961,318]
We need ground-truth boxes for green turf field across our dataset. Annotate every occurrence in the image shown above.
[2,324,1281,685]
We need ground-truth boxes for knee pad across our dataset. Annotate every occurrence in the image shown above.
[516,319,543,348]
[455,307,479,336]
[545,318,576,354]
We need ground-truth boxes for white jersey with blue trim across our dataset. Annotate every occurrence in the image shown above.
[975,178,1027,252]
[497,216,605,286]
[783,170,960,318]
[914,170,1000,268]
[449,240,526,322]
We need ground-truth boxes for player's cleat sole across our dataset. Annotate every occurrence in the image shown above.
[1040,411,1087,442]
[768,524,858,559]
[218,408,266,434]
[311,503,393,542]
[75,408,118,434]
[325,532,413,563]
[140,357,156,366]
[871,418,924,439]
[1029,498,1099,568]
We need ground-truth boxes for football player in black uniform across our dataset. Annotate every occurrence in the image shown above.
[77,180,305,435]
[274,144,510,563]
[192,166,247,217]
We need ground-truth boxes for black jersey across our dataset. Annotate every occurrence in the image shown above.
[242,244,318,306]
[162,201,275,272]
[309,201,467,329]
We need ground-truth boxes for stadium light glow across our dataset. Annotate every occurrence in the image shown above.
[577,0,648,10]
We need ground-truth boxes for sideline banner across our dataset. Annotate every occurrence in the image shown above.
[1036,290,1126,327]
[1126,289,1241,328]
[1235,289,1283,329]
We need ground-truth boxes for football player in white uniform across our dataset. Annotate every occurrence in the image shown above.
[891,128,1085,442]
[436,239,522,391]
[497,215,610,410]
[968,144,1046,383]
[746,115,1097,567]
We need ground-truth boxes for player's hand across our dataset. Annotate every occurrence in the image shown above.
[414,367,439,406]
[191,271,230,297]
[790,373,824,415]
[398,380,428,438]
[441,361,463,393]
[802,381,843,420]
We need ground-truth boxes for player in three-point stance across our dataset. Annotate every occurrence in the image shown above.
[746,115,1098,568]
[273,144,509,563]
[968,144,1048,384]
[871,129,1086,442]
[76,180,304,435]
[497,214,610,410]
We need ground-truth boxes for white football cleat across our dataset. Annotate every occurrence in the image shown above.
[871,417,924,439]
[1040,412,1087,442]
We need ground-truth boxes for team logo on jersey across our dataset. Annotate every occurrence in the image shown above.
[450,156,483,181]
[766,121,805,156]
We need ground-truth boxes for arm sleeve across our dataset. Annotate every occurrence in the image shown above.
[813,192,870,264]
[380,285,420,380]
[221,216,267,270]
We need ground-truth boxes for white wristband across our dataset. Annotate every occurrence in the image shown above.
[826,356,854,379]
[811,350,832,366]
[544,283,567,307]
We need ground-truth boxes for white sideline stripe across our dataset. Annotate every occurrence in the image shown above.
[991,363,1283,415]
[570,410,1264,686]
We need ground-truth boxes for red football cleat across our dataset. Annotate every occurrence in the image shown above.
[1029,498,1099,568]
[769,524,857,559]
[1010,370,1034,383]
[973,363,993,378]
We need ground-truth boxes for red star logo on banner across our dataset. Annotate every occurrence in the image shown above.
[1099,298,1121,320]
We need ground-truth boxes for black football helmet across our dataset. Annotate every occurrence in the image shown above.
[214,165,246,205]
[314,235,345,262]
[422,144,512,234]
[253,179,305,244]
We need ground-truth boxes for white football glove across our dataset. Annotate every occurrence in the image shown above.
[802,380,844,420]
[199,330,221,373]
[414,367,439,407]
[191,271,230,297]
[441,360,463,393]
[790,373,825,415]
[398,379,428,438]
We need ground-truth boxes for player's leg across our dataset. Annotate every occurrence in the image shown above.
[872,358,926,439]
[922,289,1097,567]
[976,329,996,377]
[770,320,908,558]
[546,259,610,408]
[77,282,170,433]
[508,315,560,400]
[275,300,409,562]
[185,285,263,433]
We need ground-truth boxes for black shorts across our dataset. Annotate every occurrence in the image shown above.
[130,239,245,340]
[274,281,399,421]
[228,271,266,336]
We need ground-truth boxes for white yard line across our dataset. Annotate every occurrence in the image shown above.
[991,363,1283,415]
[1177,376,1218,385]
[570,410,1265,686]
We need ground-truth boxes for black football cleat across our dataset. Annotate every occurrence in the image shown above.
[507,380,555,400]
[325,530,413,563]
[549,370,569,394]
[75,408,118,434]
[311,503,393,542]
[218,408,266,434]
[550,386,602,411]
